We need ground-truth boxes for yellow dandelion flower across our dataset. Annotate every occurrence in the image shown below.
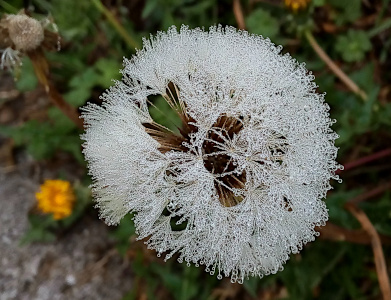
[36,179,76,220]
[284,0,311,12]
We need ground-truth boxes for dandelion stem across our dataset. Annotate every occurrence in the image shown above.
[47,83,84,129]
[233,0,246,30]
[304,30,368,101]
[338,147,391,174]
[90,0,140,50]
[345,203,391,300]
[317,222,391,245]
[347,182,391,205]
[29,50,84,129]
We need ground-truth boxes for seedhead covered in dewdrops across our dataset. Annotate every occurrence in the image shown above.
[81,25,342,283]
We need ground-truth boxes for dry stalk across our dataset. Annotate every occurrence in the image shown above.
[346,203,391,300]
[305,31,368,101]
[233,0,246,30]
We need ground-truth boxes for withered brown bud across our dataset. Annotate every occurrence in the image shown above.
[7,14,44,51]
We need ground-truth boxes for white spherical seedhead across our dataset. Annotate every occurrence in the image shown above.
[81,25,342,282]
[7,14,44,51]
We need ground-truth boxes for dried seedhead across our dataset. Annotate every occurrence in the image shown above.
[0,11,60,70]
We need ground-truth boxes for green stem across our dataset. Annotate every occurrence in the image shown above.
[90,0,140,50]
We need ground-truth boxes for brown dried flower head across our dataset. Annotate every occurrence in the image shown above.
[0,11,60,70]
[7,14,45,51]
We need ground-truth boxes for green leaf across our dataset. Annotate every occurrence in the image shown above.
[246,8,279,40]
[0,109,81,162]
[20,227,56,244]
[142,0,158,19]
[361,193,391,236]
[377,103,391,126]
[327,190,361,229]
[110,214,136,256]
[151,263,201,300]
[328,0,361,25]
[60,182,92,227]
[335,30,371,63]
[349,63,375,91]
[48,107,76,132]
[15,58,38,92]
[64,67,99,107]
[20,214,58,245]
[243,276,259,298]
[0,0,21,13]
[94,58,122,87]
[69,67,100,90]
[63,59,121,107]
[279,242,347,300]
[64,87,92,107]
[313,0,326,6]
[40,0,100,41]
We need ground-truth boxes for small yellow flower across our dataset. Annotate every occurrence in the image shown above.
[36,180,76,220]
[284,0,311,12]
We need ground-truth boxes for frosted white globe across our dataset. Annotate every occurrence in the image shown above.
[81,25,342,283]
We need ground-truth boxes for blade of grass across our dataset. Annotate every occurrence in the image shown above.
[0,0,19,14]
[369,18,391,38]
[90,0,140,50]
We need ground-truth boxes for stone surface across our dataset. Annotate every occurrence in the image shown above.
[0,165,133,300]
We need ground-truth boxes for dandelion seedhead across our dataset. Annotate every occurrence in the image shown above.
[7,14,45,51]
[81,25,342,282]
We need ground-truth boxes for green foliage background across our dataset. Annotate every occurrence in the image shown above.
[1,0,391,299]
